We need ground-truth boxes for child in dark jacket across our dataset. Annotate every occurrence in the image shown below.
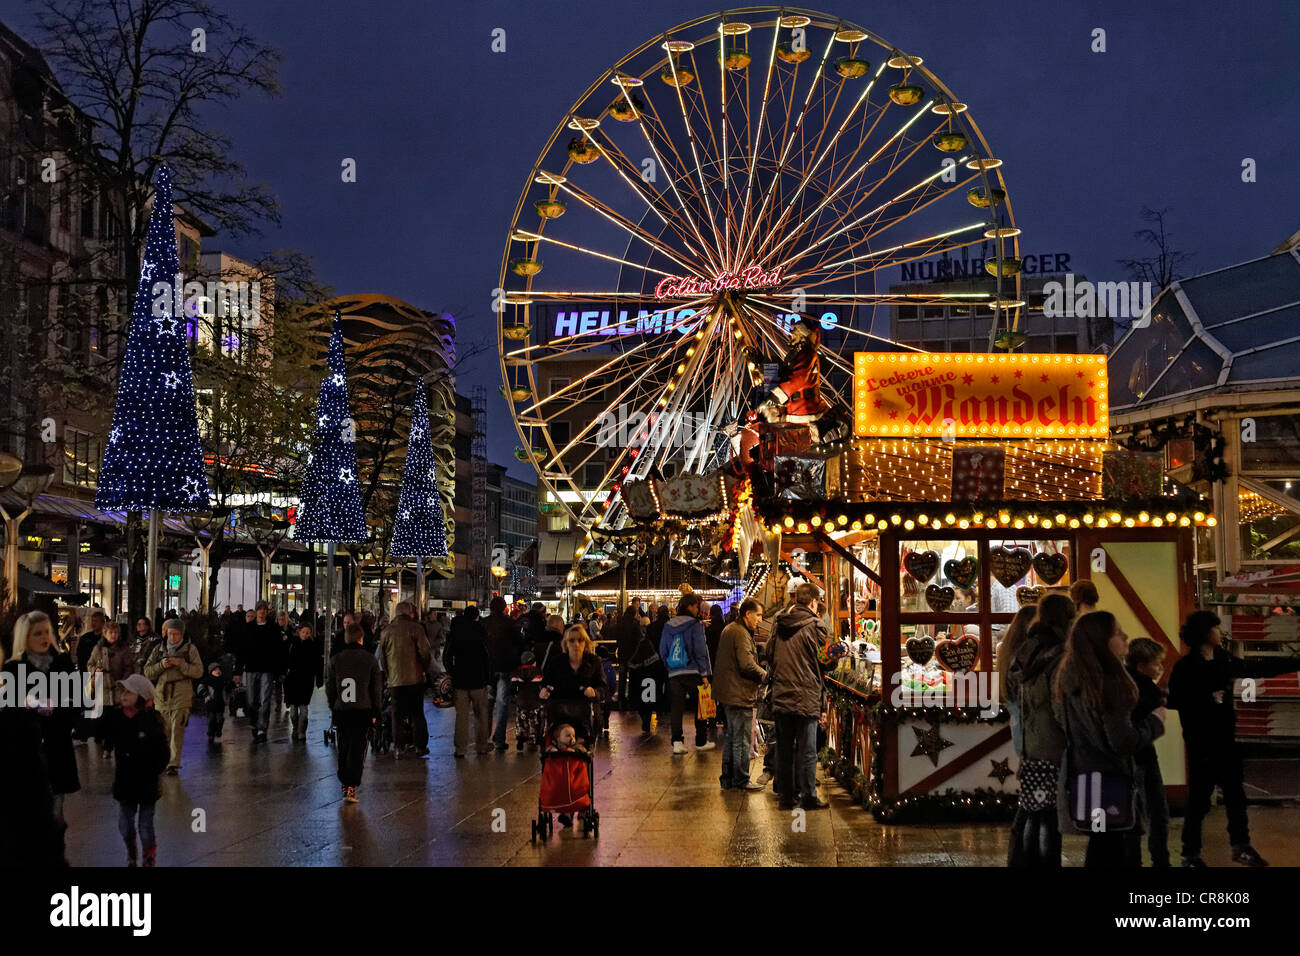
[196,656,233,745]
[1126,638,1170,868]
[109,675,170,867]
[627,634,668,733]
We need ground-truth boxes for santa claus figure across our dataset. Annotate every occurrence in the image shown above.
[755,321,848,444]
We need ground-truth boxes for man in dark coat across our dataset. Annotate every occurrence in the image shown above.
[326,623,383,803]
[1168,611,1300,867]
[445,605,492,756]
[284,622,323,742]
[235,600,288,742]
[615,599,643,711]
[483,595,525,751]
[380,602,433,756]
[770,583,831,810]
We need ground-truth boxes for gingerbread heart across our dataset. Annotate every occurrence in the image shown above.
[903,549,940,583]
[944,557,978,589]
[935,635,979,672]
[925,585,955,612]
[905,636,935,666]
[989,547,1032,587]
[1016,586,1043,608]
[1032,552,1069,585]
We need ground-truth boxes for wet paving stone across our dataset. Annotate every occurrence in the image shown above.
[54,697,1300,867]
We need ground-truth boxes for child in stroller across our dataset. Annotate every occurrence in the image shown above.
[511,651,545,750]
[531,722,598,842]
[368,686,394,755]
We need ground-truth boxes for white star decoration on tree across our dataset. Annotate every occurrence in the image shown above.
[318,414,329,427]
[331,373,345,387]
[410,425,424,441]
[339,467,354,483]
[154,313,179,336]
[108,426,121,444]
[140,261,155,282]
[163,372,180,389]
[400,509,411,521]
[182,476,201,498]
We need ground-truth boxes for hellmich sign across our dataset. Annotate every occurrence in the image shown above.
[853,352,1108,439]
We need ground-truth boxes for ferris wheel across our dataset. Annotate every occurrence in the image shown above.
[498,7,1021,533]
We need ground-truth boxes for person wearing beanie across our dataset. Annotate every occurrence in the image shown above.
[108,674,169,866]
[143,619,203,774]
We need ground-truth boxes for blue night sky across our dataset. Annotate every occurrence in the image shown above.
[14,0,1300,476]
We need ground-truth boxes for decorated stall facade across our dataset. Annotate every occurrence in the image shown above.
[750,352,1208,821]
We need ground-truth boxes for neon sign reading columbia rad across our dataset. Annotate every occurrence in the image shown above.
[654,265,788,300]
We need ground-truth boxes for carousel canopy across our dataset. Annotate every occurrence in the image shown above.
[1109,246,1300,412]
[574,556,736,599]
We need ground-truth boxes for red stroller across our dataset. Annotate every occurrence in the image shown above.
[531,722,599,841]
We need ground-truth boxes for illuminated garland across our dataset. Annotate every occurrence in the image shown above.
[390,376,449,557]
[96,165,211,512]
[758,498,1216,536]
[294,311,369,543]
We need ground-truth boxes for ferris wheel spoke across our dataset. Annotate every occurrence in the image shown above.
[660,51,726,267]
[533,177,702,275]
[773,159,979,274]
[736,23,781,264]
[796,227,990,291]
[570,121,711,264]
[634,86,726,274]
[734,27,840,266]
[751,100,941,265]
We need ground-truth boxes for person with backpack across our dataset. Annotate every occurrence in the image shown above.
[659,592,713,755]
[1167,610,1300,867]
[1004,595,1072,867]
[1053,611,1166,868]
[143,619,204,774]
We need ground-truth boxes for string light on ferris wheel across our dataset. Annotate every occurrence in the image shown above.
[95,164,211,513]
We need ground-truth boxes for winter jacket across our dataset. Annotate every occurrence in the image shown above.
[1005,623,1067,762]
[1052,664,1163,832]
[483,611,524,673]
[2,653,81,796]
[284,635,324,706]
[615,609,644,660]
[0,703,64,866]
[712,621,767,708]
[542,651,606,703]
[108,705,169,805]
[237,619,287,675]
[444,618,491,690]
[658,614,711,678]
[143,639,204,712]
[1127,664,1167,765]
[379,617,432,688]
[1167,647,1300,748]
[769,604,830,717]
[327,645,383,716]
[85,639,139,709]
[521,609,548,645]
[76,630,102,672]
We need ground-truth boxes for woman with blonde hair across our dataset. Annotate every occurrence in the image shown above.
[540,623,604,748]
[4,611,81,825]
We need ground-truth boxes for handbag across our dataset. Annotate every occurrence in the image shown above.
[1061,700,1137,833]
[696,682,717,720]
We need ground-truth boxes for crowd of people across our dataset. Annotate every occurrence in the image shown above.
[1003,579,1299,869]
[3,577,1295,868]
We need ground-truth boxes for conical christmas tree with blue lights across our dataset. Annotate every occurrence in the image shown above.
[96,166,211,512]
[294,311,368,543]
[391,377,449,557]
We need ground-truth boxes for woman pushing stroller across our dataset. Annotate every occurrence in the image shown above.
[539,623,604,749]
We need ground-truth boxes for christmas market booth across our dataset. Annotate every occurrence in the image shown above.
[743,351,1213,822]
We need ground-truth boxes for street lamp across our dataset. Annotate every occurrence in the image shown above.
[243,512,291,608]
[0,458,56,607]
